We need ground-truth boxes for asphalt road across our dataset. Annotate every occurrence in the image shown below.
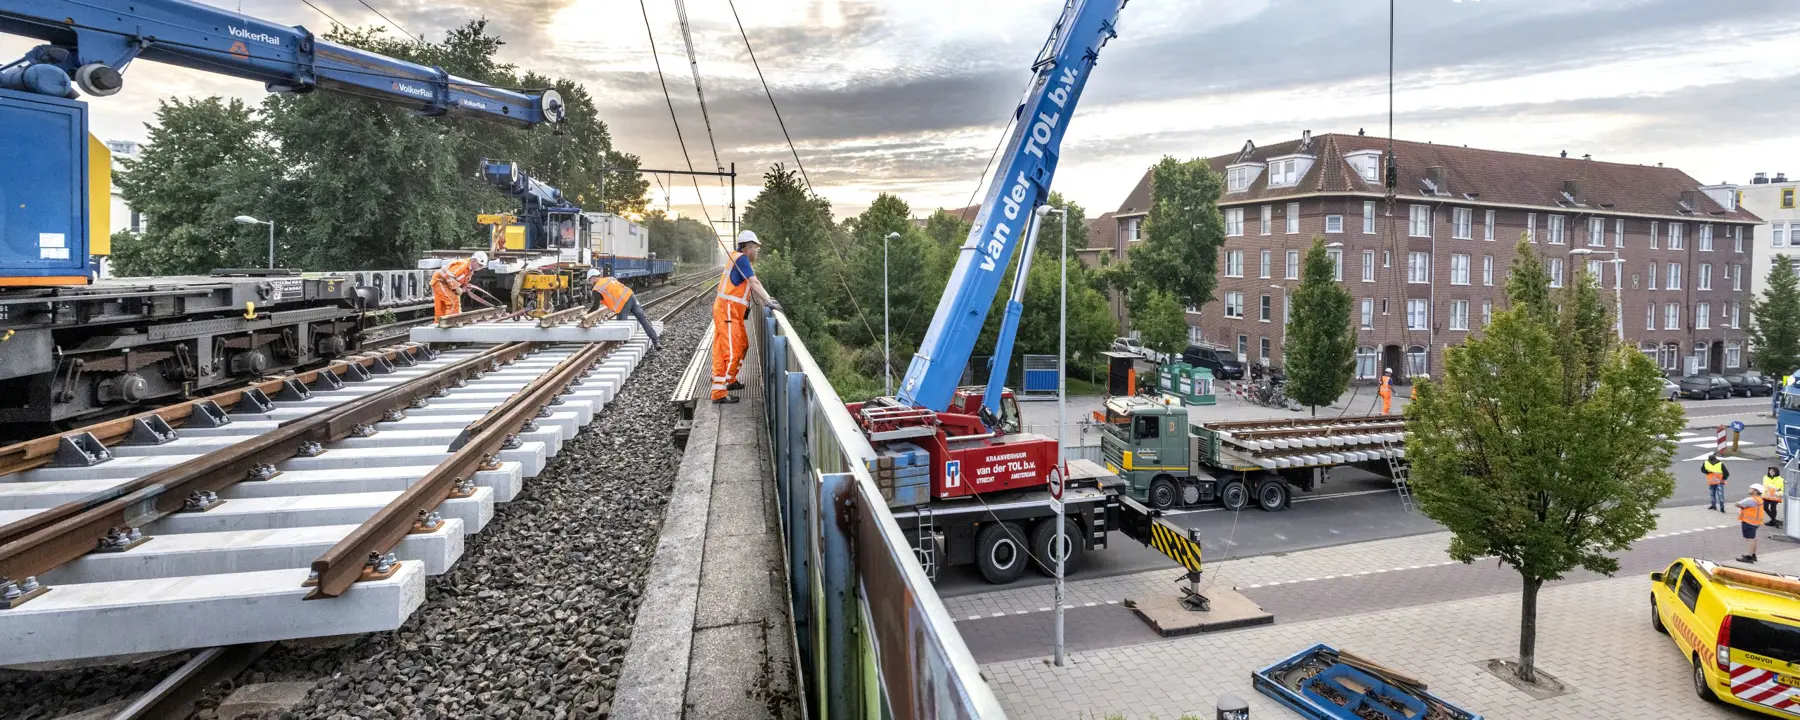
[937,396,1779,598]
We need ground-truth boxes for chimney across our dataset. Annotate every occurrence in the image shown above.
[1300,129,1312,149]
[1560,150,1567,158]
[1779,172,1791,183]
[1582,154,1592,161]
[1425,166,1447,194]
[1754,172,1769,184]
[1563,179,1585,204]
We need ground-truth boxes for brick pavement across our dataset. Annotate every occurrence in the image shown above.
[984,547,1800,719]
[945,505,1737,621]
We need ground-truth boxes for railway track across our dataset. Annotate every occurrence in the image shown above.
[0,273,718,719]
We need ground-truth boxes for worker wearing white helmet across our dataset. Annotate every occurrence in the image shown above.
[711,230,782,403]
[586,268,660,348]
[431,251,490,320]
[1379,367,1394,415]
[1738,483,1770,563]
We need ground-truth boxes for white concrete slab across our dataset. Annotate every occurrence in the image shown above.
[219,462,524,504]
[149,488,493,536]
[276,441,547,478]
[0,564,425,664]
[41,519,464,585]
[409,321,637,344]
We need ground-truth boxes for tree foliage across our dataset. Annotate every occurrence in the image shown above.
[1406,239,1682,684]
[111,21,644,275]
[1751,256,1800,378]
[1131,290,1188,357]
[1131,156,1226,310]
[643,210,718,264]
[1285,237,1355,411]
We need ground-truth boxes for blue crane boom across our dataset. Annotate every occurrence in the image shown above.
[0,0,566,126]
[895,0,1125,414]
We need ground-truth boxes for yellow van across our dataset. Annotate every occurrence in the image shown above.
[1650,558,1800,717]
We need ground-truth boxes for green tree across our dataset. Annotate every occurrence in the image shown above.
[744,164,848,343]
[111,97,272,275]
[1042,192,1088,251]
[1406,239,1682,685]
[1131,291,1188,358]
[1751,256,1800,378]
[1131,156,1226,310]
[1284,237,1355,413]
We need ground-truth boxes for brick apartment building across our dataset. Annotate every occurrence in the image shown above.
[1090,132,1762,380]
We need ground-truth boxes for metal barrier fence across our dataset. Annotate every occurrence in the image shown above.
[756,308,1006,719]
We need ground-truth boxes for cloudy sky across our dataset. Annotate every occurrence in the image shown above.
[9,0,1800,225]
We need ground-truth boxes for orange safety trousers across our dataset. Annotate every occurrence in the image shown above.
[710,300,749,400]
[432,259,474,319]
[1379,380,1393,415]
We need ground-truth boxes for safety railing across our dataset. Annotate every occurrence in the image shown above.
[755,307,1006,719]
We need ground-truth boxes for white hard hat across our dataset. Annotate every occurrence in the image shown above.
[586,269,601,279]
[736,230,760,247]
[1752,483,1766,495]
[471,251,489,266]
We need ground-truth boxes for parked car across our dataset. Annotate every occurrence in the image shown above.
[1181,344,1244,380]
[1678,376,1733,400]
[1722,374,1773,397]
[1111,336,1146,357]
[1660,377,1680,401]
[1649,559,1800,716]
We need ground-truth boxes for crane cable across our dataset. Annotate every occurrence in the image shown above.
[671,0,730,193]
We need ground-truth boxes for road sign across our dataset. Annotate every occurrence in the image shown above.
[1731,420,1746,433]
[1047,467,1064,500]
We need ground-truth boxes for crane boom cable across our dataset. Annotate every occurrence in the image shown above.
[298,0,348,29]
[351,0,420,43]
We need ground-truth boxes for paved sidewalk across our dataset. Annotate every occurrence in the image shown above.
[985,548,1800,719]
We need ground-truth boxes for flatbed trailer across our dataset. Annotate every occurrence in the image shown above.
[1254,644,1482,720]
[1101,396,1409,511]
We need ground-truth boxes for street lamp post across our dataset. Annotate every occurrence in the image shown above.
[1570,248,1627,342]
[1036,203,1070,667]
[234,215,275,269]
[885,231,898,397]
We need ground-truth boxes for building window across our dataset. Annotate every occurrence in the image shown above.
[1286,203,1300,234]
[1482,255,1494,286]
[1363,202,1376,234]
[1360,298,1374,329]
[1648,262,1658,290]
[1355,346,1378,378]
[1778,224,1788,248]
[1484,210,1495,241]
[1450,254,1470,285]
[1381,298,1389,316]
[1406,299,1429,330]
[1669,222,1684,250]
[1189,325,1204,345]
[1260,294,1272,322]
[1527,213,1537,243]
[1260,249,1272,279]
[1225,250,1244,277]
[1586,259,1603,278]
[1407,252,1430,283]
[1698,263,1712,291]
[1326,215,1344,233]
[1732,302,1741,329]
[1328,248,1343,281]
[1664,303,1680,330]
[1260,336,1271,362]
[129,209,145,234]
[1734,226,1744,253]
[1224,292,1244,318]
[1732,264,1741,291]
[1614,218,1624,248]
[1269,158,1298,187]
[1449,300,1469,330]
[1408,205,1431,237]
[1362,250,1375,282]
[1237,334,1249,360]
[1649,220,1659,249]
[1227,166,1256,192]
[1225,208,1245,236]
[1726,341,1741,369]
[1587,217,1604,247]
[1261,205,1272,235]
[1123,217,1142,243]
[1482,300,1493,327]
[1286,250,1300,280]
[1696,302,1711,330]
[1646,303,1655,331]
[1406,345,1428,376]
[1783,187,1795,209]
[1667,262,1681,290]
[1547,215,1566,245]
[1452,207,1472,239]
[1699,224,1713,252]
[1549,258,1564,288]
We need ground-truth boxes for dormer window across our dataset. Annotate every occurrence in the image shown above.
[1226,163,1263,193]
[1344,150,1382,183]
[1271,158,1298,187]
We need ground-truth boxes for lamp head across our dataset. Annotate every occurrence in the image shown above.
[234,215,261,225]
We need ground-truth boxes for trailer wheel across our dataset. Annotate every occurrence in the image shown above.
[1256,480,1290,512]
[1219,480,1249,511]
[1149,476,1179,510]
[1028,518,1084,578]
[975,522,1028,584]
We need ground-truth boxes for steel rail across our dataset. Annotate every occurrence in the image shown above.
[435,306,502,327]
[109,643,274,720]
[0,342,535,582]
[306,342,609,598]
[0,343,433,477]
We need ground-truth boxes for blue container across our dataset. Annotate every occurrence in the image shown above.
[0,90,89,282]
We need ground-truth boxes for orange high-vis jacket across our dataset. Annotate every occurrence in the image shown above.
[716,251,749,307]
[1740,500,1768,526]
[592,276,633,314]
[434,258,474,289]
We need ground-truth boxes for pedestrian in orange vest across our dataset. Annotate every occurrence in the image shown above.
[711,231,781,403]
[1737,484,1769,563]
[431,251,488,319]
[586,269,660,347]
[1379,368,1394,414]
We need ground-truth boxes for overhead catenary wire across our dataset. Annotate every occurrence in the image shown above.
[352,0,421,43]
[670,0,729,189]
[298,0,349,30]
[635,0,725,256]
[724,0,813,195]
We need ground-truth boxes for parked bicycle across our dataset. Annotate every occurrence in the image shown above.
[1247,364,1297,411]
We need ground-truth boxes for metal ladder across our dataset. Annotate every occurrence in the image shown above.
[914,505,939,581]
[1383,438,1415,513]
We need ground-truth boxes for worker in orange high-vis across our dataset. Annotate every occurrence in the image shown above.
[1379,368,1394,415]
[586,269,660,348]
[1737,484,1769,563]
[431,251,488,319]
[711,231,781,404]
